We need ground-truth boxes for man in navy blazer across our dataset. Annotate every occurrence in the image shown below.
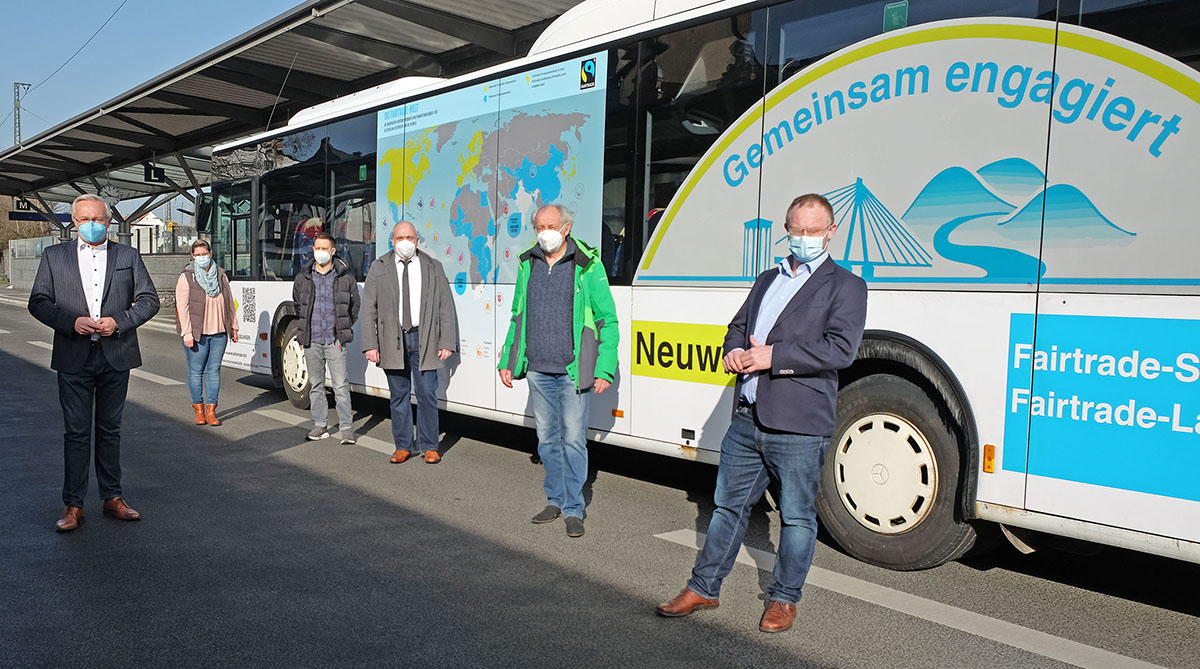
[28,194,160,531]
[657,193,867,632]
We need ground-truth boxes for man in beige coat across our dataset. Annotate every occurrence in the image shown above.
[362,222,457,464]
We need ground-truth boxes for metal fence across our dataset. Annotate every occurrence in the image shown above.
[132,226,199,255]
[8,235,57,258]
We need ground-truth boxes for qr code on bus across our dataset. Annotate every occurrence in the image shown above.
[241,287,256,324]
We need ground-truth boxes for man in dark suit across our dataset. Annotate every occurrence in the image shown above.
[28,194,160,531]
[656,193,867,632]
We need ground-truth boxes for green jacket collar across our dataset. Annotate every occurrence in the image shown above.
[519,235,597,270]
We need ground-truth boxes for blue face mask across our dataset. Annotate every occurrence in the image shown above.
[788,235,826,263]
[79,221,108,244]
[194,255,212,270]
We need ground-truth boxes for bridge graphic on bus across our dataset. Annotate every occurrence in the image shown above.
[743,177,932,279]
[737,160,1134,283]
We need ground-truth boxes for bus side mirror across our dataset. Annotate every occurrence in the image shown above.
[196,193,214,234]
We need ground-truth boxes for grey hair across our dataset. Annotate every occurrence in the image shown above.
[72,193,111,219]
[534,204,573,228]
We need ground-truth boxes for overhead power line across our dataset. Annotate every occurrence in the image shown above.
[1,0,129,147]
[27,0,131,97]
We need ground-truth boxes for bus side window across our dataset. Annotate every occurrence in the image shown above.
[632,10,766,274]
[326,115,376,281]
[765,0,1048,90]
[603,43,641,285]
[258,125,329,280]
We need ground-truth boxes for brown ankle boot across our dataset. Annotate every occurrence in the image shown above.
[192,403,205,425]
[204,404,221,426]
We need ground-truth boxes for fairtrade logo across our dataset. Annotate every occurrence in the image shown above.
[580,58,597,90]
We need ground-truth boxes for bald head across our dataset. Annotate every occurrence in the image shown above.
[392,221,418,259]
[392,221,417,241]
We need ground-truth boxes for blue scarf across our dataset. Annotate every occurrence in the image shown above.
[193,262,221,298]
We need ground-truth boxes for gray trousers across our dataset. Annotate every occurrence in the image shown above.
[305,341,353,431]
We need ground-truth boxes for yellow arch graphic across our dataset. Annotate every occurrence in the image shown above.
[638,21,1200,272]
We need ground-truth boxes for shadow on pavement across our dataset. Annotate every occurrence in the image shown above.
[0,347,827,667]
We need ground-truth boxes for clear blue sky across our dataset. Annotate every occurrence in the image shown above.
[1,0,304,150]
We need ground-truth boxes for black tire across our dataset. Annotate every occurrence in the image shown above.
[816,374,976,570]
[279,319,310,410]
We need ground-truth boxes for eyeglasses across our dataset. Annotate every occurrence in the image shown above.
[787,224,832,237]
[73,217,109,224]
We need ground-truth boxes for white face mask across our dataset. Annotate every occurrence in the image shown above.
[313,249,333,266]
[395,240,417,259]
[537,229,564,253]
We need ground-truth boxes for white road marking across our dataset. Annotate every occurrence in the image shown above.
[130,369,182,386]
[27,341,179,385]
[0,328,11,334]
[253,409,394,455]
[655,529,1163,669]
[254,408,307,426]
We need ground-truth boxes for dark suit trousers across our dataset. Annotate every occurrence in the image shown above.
[57,345,130,507]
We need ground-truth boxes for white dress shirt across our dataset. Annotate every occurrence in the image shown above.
[77,238,108,341]
[394,252,422,329]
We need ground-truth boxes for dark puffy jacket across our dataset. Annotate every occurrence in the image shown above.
[292,257,361,346]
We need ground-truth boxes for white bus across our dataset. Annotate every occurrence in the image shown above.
[203,0,1200,570]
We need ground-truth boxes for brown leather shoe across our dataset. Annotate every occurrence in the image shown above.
[656,588,719,617]
[424,450,441,464]
[389,449,411,464]
[759,601,796,633]
[102,497,141,521]
[192,403,205,425]
[55,506,84,532]
[204,404,221,426]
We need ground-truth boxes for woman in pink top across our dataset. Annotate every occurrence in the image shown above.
[176,239,237,425]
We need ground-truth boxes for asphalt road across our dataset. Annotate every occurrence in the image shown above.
[0,296,1197,668]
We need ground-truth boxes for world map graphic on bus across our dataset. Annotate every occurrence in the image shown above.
[375,52,608,290]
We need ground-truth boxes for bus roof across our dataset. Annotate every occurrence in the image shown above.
[214,0,756,154]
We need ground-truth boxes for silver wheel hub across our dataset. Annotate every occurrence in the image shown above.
[834,413,938,535]
[281,335,308,392]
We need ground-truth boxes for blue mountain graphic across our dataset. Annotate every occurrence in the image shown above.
[901,167,1014,235]
[976,158,1045,202]
[998,184,1135,240]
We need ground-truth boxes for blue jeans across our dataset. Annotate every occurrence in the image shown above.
[688,406,828,606]
[384,329,440,453]
[527,371,592,519]
[183,333,228,405]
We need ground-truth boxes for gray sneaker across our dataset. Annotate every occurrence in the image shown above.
[531,505,561,524]
[339,430,356,444]
[565,516,585,538]
[307,426,329,441]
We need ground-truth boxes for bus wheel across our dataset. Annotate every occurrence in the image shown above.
[816,374,975,570]
[280,320,311,410]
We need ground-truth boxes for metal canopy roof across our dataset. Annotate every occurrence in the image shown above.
[0,0,583,211]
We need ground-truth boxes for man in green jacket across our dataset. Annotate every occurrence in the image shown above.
[499,204,619,538]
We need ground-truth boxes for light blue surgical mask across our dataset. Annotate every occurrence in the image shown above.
[79,221,108,244]
[194,255,212,270]
[788,235,827,263]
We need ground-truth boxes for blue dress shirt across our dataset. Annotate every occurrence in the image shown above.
[739,253,829,404]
